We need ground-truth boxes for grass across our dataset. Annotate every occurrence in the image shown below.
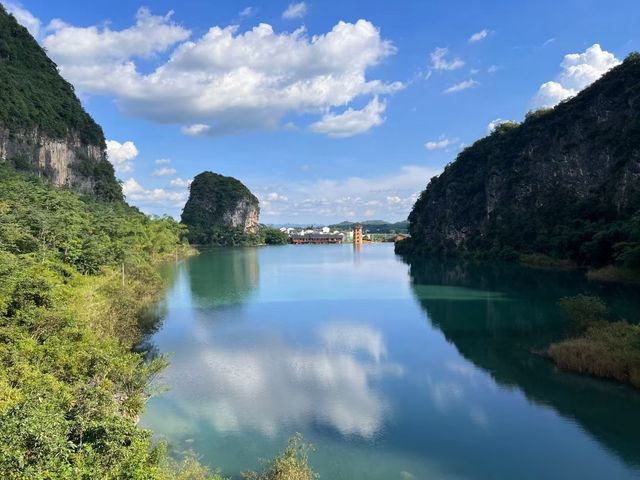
[586,265,640,286]
[519,253,576,270]
[548,295,640,388]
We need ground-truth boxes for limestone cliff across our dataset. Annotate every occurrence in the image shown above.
[0,5,121,201]
[400,53,640,267]
[181,171,260,245]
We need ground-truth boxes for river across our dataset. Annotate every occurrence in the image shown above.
[140,243,640,480]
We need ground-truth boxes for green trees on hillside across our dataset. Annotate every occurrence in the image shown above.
[402,52,640,269]
[0,6,104,146]
[0,165,193,478]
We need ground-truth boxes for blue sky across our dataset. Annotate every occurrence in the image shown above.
[3,0,639,223]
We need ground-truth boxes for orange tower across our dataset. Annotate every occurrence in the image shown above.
[353,224,363,246]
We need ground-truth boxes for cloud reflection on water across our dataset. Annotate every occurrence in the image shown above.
[157,322,403,439]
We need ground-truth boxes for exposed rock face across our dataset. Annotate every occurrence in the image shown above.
[181,171,260,244]
[223,198,260,234]
[0,5,121,201]
[401,53,640,265]
[0,127,105,194]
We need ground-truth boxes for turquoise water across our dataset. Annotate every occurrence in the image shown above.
[140,244,640,479]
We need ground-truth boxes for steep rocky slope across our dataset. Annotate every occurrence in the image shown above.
[400,53,640,266]
[181,171,260,244]
[0,5,121,201]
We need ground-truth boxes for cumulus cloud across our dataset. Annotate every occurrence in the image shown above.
[40,8,399,137]
[468,29,489,43]
[430,47,464,71]
[122,177,188,210]
[105,139,138,173]
[530,44,620,109]
[309,96,387,137]
[258,164,441,222]
[155,158,171,165]
[152,167,177,177]
[444,79,479,94]
[169,177,192,188]
[425,136,457,151]
[44,8,190,65]
[282,2,307,19]
[3,1,40,38]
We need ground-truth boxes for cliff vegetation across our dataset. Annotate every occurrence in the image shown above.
[0,6,121,201]
[400,53,640,270]
[181,171,261,246]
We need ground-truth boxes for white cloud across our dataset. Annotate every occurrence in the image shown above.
[3,1,40,38]
[152,167,177,177]
[444,79,479,94]
[425,136,457,151]
[239,6,255,17]
[487,64,498,73]
[257,165,441,222]
[309,96,387,137]
[105,139,138,173]
[530,44,620,109]
[122,177,188,209]
[41,11,400,137]
[266,192,288,202]
[169,177,192,188]
[468,29,489,43]
[282,2,307,19]
[430,47,464,71]
[154,158,171,165]
[44,8,190,65]
[181,124,211,137]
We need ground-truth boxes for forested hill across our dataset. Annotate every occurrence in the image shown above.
[0,5,121,201]
[181,171,260,245]
[400,53,640,268]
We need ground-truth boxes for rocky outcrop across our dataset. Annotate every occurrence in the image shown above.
[0,5,121,201]
[400,53,640,266]
[0,127,106,194]
[223,198,260,234]
[181,171,260,244]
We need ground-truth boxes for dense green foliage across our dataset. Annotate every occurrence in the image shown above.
[401,53,640,268]
[548,295,640,388]
[0,165,202,478]
[181,172,260,245]
[243,434,317,480]
[0,165,319,478]
[262,227,290,245]
[0,6,104,146]
[205,226,289,247]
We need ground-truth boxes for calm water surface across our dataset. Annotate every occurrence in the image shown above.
[140,244,640,480]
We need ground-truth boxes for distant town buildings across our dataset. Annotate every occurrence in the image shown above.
[279,224,406,245]
[281,227,345,244]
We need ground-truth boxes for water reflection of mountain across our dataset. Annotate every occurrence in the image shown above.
[404,256,640,468]
[187,248,260,307]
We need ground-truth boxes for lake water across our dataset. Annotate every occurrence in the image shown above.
[140,244,640,480]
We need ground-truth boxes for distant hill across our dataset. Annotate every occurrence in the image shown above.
[0,5,120,201]
[399,53,640,268]
[330,220,409,233]
[181,171,260,245]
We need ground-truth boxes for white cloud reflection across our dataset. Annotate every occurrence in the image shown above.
[156,323,403,439]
